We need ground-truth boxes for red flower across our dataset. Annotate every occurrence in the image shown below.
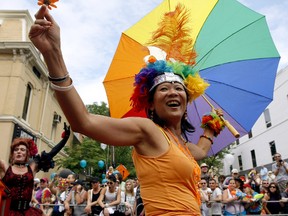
[28,139,38,157]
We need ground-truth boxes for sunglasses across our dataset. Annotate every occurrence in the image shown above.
[269,186,276,188]
[107,182,114,185]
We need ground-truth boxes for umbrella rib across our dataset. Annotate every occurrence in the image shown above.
[194,16,265,68]
[206,78,272,100]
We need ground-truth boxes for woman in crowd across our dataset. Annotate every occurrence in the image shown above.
[106,166,114,179]
[262,182,284,214]
[199,178,212,216]
[29,5,225,215]
[120,179,136,216]
[242,183,262,215]
[85,177,103,215]
[222,179,246,215]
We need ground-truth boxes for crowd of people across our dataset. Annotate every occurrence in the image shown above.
[29,172,144,216]
[198,159,288,215]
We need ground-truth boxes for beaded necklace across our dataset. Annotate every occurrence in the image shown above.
[165,127,193,159]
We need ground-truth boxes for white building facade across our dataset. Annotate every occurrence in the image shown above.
[223,65,288,175]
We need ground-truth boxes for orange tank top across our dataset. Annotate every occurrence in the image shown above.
[132,126,201,216]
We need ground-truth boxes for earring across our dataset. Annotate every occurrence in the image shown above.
[149,110,154,120]
[184,110,188,120]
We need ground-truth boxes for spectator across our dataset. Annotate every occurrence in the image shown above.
[242,183,262,215]
[59,173,77,215]
[35,177,52,212]
[223,168,239,189]
[281,182,288,214]
[106,166,114,179]
[272,153,288,192]
[217,175,226,191]
[133,177,139,194]
[247,168,261,193]
[234,177,244,192]
[98,174,121,216]
[85,177,103,216]
[34,178,41,191]
[260,165,268,181]
[222,178,246,215]
[260,180,269,194]
[134,184,145,216]
[50,177,69,216]
[263,182,284,214]
[267,170,276,183]
[199,178,212,216]
[207,178,222,216]
[120,179,136,216]
[116,173,125,192]
[64,179,87,215]
[200,163,212,184]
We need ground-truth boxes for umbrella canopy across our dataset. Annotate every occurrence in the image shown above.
[103,0,280,155]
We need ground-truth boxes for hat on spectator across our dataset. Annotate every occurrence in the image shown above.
[231,168,239,174]
[34,178,40,183]
[200,163,208,168]
[40,177,49,183]
[72,179,84,186]
[243,183,251,188]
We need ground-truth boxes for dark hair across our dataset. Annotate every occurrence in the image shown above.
[117,173,123,183]
[209,178,217,183]
[267,182,282,199]
[108,174,117,182]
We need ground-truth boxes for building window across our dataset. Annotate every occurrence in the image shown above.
[22,83,32,120]
[264,109,272,128]
[248,130,253,138]
[238,155,243,171]
[251,150,257,167]
[270,141,277,160]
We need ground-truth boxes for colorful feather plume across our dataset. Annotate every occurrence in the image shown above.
[148,4,196,66]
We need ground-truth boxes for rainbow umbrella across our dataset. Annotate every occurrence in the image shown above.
[103,0,280,155]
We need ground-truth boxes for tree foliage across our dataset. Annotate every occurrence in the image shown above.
[198,148,230,177]
[56,101,136,179]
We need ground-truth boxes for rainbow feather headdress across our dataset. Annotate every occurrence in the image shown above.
[130,4,209,112]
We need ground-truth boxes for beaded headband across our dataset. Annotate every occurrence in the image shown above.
[150,72,184,92]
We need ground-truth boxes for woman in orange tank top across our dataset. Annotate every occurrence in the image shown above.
[29,4,225,215]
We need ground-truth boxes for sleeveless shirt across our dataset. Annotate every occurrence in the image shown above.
[132,126,201,216]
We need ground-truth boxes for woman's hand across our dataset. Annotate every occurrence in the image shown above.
[29,5,61,55]
[215,108,223,117]
[84,204,92,214]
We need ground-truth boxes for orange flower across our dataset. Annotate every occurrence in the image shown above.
[38,0,59,10]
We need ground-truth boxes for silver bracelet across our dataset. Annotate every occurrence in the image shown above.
[48,73,70,83]
[50,78,74,92]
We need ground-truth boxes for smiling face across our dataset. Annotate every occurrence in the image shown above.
[151,82,187,123]
[12,144,28,164]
